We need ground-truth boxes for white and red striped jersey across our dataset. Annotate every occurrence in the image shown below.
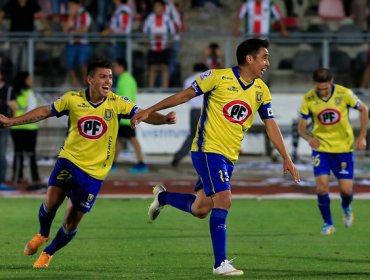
[63,7,91,44]
[143,13,175,51]
[109,4,132,34]
[238,0,283,36]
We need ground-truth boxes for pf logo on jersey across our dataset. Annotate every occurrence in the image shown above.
[223,100,252,124]
[317,108,341,125]
[78,116,108,139]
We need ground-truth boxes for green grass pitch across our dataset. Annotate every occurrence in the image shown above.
[1,197,370,279]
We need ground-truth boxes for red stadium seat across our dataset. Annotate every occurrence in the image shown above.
[319,0,345,20]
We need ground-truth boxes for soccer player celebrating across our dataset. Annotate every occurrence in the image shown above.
[0,58,176,268]
[298,68,368,235]
[131,38,300,276]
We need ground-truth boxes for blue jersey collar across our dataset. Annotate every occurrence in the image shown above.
[232,66,254,91]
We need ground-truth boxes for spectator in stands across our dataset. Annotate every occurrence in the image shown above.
[100,0,133,61]
[203,42,224,69]
[51,0,68,16]
[10,71,40,184]
[91,0,114,31]
[0,0,51,74]
[62,0,92,87]
[191,0,223,8]
[164,0,184,87]
[143,0,175,88]
[131,0,152,24]
[360,44,370,94]
[112,57,148,173]
[0,67,16,187]
[233,0,288,38]
[171,62,208,168]
[353,0,370,31]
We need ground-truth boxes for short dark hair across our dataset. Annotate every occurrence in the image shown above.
[87,58,113,76]
[236,38,269,65]
[116,57,127,70]
[313,68,333,83]
[193,63,208,72]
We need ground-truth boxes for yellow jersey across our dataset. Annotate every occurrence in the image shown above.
[51,89,138,180]
[299,84,360,153]
[191,67,274,163]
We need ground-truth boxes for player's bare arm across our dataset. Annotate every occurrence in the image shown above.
[264,118,300,183]
[131,87,196,127]
[355,102,369,150]
[297,117,320,149]
[144,111,177,125]
[0,105,52,127]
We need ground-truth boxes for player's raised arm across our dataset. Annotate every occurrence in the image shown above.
[263,118,300,183]
[131,87,196,127]
[0,105,52,127]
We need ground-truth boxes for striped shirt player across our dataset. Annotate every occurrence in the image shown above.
[143,9,175,52]
[298,68,368,235]
[143,0,176,87]
[109,3,132,34]
[235,0,287,37]
[62,5,91,45]
[0,58,176,268]
[131,38,300,276]
[62,1,92,79]
[105,1,133,59]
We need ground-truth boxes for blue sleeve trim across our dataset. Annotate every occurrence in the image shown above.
[354,99,360,109]
[191,81,204,96]
[258,103,274,119]
[299,112,310,120]
[50,104,68,118]
[119,105,139,119]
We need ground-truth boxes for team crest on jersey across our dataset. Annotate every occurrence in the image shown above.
[335,97,341,105]
[317,108,341,125]
[77,116,108,139]
[223,100,252,124]
[104,109,113,121]
[256,92,263,103]
[200,70,212,80]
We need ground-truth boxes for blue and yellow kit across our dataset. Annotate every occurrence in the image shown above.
[191,66,274,164]
[50,89,138,180]
[299,84,360,153]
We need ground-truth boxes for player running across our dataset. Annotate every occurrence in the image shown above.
[131,38,300,276]
[0,58,175,268]
[298,68,368,235]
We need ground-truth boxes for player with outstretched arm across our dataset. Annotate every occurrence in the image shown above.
[0,58,176,268]
[131,38,300,276]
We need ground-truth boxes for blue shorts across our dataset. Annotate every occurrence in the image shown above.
[48,158,103,213]
[312,151,354,180]
[191,152,234,197]
[66,44,92,70]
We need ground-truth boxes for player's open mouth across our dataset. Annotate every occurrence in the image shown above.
[261,69,267,75]
[102,86,110,92]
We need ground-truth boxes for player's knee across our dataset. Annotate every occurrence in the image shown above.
[192,207,211,219]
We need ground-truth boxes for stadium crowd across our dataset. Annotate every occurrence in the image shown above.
[0,0,368,90]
